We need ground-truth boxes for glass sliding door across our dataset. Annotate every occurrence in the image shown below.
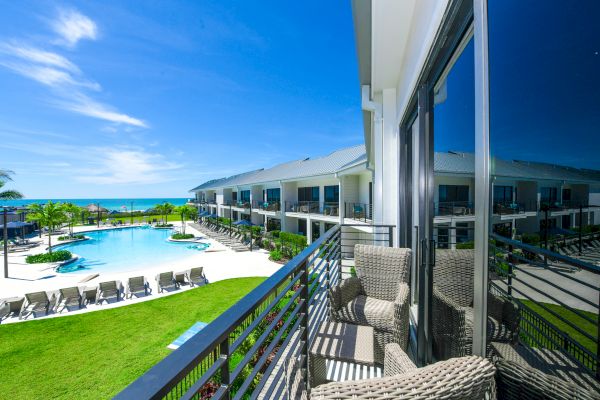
[487,0,600,379]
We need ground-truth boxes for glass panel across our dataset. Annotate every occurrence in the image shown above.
[324,185,339,203]
[431,34,476,361]
[488,0,600,375]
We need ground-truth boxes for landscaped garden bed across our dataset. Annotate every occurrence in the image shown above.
[25,250,73,264]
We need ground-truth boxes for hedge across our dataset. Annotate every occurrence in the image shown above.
[171,233,195,240]
[26,250,72,264]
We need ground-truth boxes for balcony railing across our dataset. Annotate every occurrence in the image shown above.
[344,202,372,223]
[252,200,281,212]
[489,233,600,378]
[435,201,474,216]
[284,201,340,217]
[228,200,251,209]
[116,224,394,399]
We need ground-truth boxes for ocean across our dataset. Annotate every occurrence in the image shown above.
[0,198,190,212]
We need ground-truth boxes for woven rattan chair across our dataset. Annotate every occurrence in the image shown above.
[287,343,497,399]
[56,287,83,312]
[495,358,597,400]
[432,249,519,360]
[329,245,411,363]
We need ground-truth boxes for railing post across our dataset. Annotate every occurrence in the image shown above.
[300,259,310,388]
[220,336,231,400]
[579,204,583,255]
[507,244,513,297]
[388,226,393,247]
[597,289,600,380]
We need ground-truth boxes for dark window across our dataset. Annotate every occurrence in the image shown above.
[266,188,280,202]
[298,187,319,202]
[562,188,571,202]
[312,221,321,242]
[369,182,373,205]
[540,218,557,231]
[439,185,469,202]
[324,185,339,203]
[541,187,558,203]
[324,223,336,232]
[298,219,307,236]
[240,190,250,202]
[493,186,513,203]
[232,192,237,201]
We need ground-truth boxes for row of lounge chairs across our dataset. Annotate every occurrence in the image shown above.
[0,267,208,322]
[192,221,258,252]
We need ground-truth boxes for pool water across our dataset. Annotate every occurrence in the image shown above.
[54,226,209,274]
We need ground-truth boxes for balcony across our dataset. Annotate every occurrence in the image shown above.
[344,202,372,223]
[228,200,251,210]
[434,201,474,217]
[252,200,281,212]
[284,201,340,217]
[492,200,539,215]
[117,226,599,399]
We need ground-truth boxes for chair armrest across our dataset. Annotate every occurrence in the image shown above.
[384,343,416,376]
[432,286,473,357]
[329,277,362,311]
[393,282,410,350]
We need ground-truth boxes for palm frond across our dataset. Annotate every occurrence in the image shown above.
[0,190,23,200]
[0,170,14,181]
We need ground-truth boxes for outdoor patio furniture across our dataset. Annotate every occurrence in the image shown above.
[1,296,24,318]
[329,244,411,363]
[156,271,179,293]
[0,301,9,321]
[174,271,187,286]
[491,342,600,396]
[96,281,122,304]
[56,287,83,312]
[126,276,149,298]
[288,342,496,399]
[19,291,53,319]
[83,286,97,304]
[309,321,375,387]
[187,267,208,287]
[432,249,519,360]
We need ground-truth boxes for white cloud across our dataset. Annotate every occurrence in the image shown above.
[75,148,181,184]
[51,9,98,47]
[0,9,146,128]
[59,94,147,127]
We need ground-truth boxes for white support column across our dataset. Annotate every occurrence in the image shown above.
[319,221,325,237]
[338,176,345,225]
[382,88,399,246]
[450,220,457,250]
[306,217,312,244]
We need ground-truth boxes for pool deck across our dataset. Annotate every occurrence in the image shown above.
[0,222,281,323]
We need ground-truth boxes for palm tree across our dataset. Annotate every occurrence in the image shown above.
[0,170,23,200]
[62,203,82,237]
[26,202,67,252]
[175,205,198,234]
[155,202,175,225]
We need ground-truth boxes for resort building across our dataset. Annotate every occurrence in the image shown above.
[190,145,373,243]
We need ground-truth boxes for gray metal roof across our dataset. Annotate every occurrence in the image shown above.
[435,151,600,183]
[192,148,600,192]
[191,145,367,191]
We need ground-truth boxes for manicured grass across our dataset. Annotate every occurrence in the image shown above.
[520,299,597,355]
[0,277,265,400]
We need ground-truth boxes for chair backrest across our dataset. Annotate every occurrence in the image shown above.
[99,281,118,291]
[158,272,173,283]
[189,267,203,279]
[60,287,80,298]
[129,276,145,287]
[354,244,411,302]
[26,291,49,304]
[433,249,474,307]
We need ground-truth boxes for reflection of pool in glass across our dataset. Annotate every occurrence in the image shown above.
[54,226,209,274]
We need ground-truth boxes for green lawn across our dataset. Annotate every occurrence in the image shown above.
[520,299,597,355]
[0,277,265,400]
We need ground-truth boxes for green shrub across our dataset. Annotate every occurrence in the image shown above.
[57,234,85,241]
[171,233,195,240]
[26,250,72,264]
[521,233,540,245]
[270,230,280,238]
[269,249,282,261]
[456,241,474,249]
[155,223,173,228]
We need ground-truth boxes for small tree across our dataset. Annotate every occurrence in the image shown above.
[154,202,175,225]
[62,203,81,237]
[26,202,67,253]
[175,205,198,234]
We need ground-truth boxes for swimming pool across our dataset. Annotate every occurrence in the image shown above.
[54,226,209,274]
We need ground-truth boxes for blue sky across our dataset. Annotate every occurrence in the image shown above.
[0,1,362,199]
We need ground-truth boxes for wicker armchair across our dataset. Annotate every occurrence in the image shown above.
[308,344,496,399]
[432,249,519,360]
[329,245,411,363]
